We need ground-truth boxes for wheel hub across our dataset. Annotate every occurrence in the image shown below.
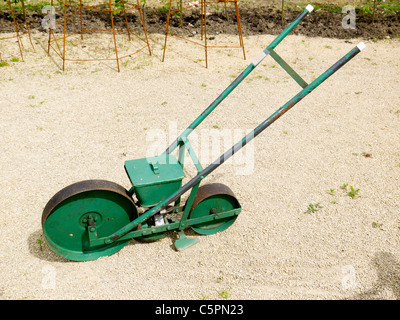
[79,212,102,228]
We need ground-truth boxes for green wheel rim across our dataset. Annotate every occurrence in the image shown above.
[42,180,138,261]
[190,183,240,235]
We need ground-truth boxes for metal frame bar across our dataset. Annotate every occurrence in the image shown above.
[268,48,308,88]
[178,137,203,173]
[0,0,35,62]
[89,208,241,246]
[47,0,151,72]
[162,0,246,68]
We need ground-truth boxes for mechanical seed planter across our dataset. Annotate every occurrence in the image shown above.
[41,4,365,261]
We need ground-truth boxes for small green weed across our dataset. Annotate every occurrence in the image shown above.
[372,222,384,231]
[340,183,348,190]
[37,238,43,251]
[340,183,360,199]
[305,203,323,214]
[348,186,360,199]
[218,287,231,299]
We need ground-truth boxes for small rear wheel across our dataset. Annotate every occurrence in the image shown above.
[189,183,240,235]
[42,180,138,261]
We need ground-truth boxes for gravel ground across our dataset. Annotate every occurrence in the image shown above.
[0,29,400,300]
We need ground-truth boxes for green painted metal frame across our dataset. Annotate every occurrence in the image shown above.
[86,4,365,248]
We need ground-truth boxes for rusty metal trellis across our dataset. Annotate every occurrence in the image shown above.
[47,0,151,72]
[0,0,35,62]
[162,0,246,68]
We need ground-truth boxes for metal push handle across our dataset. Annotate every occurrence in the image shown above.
[108,42,366,242]
[163,4,315,156]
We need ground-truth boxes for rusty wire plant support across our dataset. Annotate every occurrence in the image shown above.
[0,0,35,62]
[162,0,246,68]
[47,0,151,72]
